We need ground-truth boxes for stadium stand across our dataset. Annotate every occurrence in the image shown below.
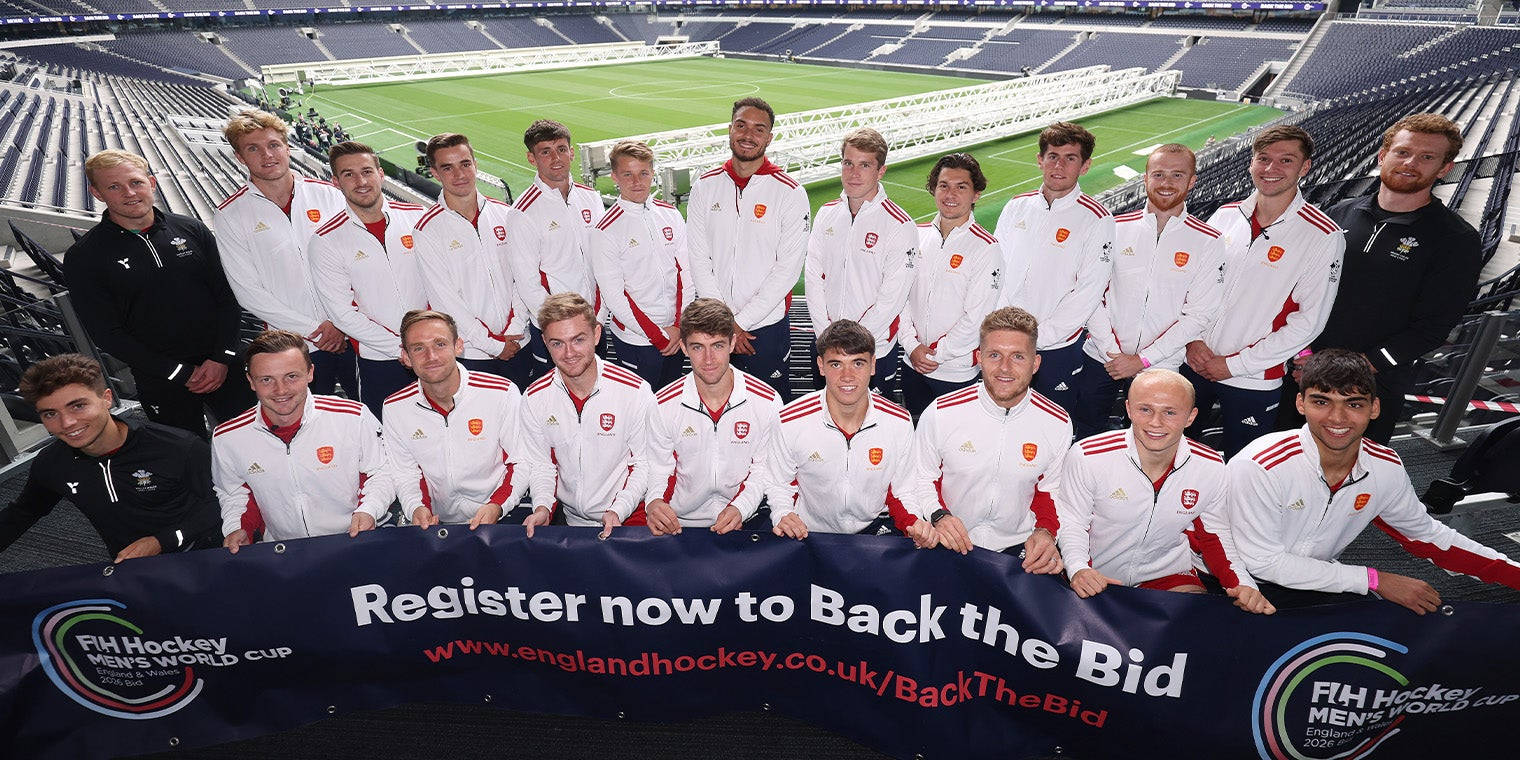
[1044,32,1186,73]
[403,19,499,54]
[549,14,623,45]
[315,22,419,60]
[218,26,329,70]
[476,15,575,48]
[1168,36,1300,91]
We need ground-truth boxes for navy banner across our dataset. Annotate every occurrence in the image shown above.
[2,528,1518,759]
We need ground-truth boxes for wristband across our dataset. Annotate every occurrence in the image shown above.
[1367,567,1380,593]
[1140,357,1152,369]
[929,508,952,525]
[1296,348,1314,359]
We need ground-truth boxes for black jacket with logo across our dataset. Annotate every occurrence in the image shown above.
[64,208,243,387]
[0,417,221,557]
[1318,193,1482,390]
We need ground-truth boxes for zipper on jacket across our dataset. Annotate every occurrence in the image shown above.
[1363,222,1388,255]
[1316,471,1369,530]
[99,461,119,503]
[132,232,164,268]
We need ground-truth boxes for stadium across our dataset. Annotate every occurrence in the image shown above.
[0,0,1519,757]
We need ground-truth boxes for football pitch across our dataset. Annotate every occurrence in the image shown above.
[294,57,1281,228]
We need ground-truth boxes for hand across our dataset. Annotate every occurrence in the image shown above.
[934,514,972,555]
[772,512,808,540]
[659,326,682,357]
[468,502,503,530]
[309,320,347,353]
[186,360,229,394]
[1022,528,1063,574]
[1226,585,1276,615]
[599,510,621,539]
[496,334,525,361]
[523,506,553,537]
[908,345,940,374]
[348,511,376,537]
[411,506,439,530]
[114,535,162,563]
[710,505,743,534]
[223,529,251,554]
[1070,568,1114,598]
[1184,340,1215,372]
[1375,571,1442,615]
[1196,354,1232,382]
[732,330,757,355]
[1103,352,1146,380]
[646,499,682,536]
[904,519,938,549]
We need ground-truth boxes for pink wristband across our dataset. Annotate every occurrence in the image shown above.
[1296,348,1314,359]
[1367,567,1380,593]
[1140,357,1152,369]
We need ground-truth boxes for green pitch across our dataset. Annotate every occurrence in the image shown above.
[292,57,1280,231]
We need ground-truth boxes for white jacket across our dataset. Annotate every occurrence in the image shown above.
[900,217,1001,382]
[905,383,1071,552]
[763,390,917,534]
[993,186,1114,350]
[1204,191,1346,390]
[1056,429,1254,588]
[411,192,526,360]
[308,198,429,360]
[212,394,393,541]
[1230,427,1520,594]
[503,177,604,324]
[647,368,783,526]
[804,189,917,358]
[382,365,524,524]
[1084,208,1226,371]
[686,160,810,332]
[519,357,655,525]
[591,197,693,350]
[213,176,345,338]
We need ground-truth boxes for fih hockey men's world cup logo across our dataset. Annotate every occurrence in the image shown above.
[32,599,205,719]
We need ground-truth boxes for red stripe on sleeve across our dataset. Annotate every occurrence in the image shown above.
[1031,488,1059,536]
[1373,518,1520,589]
[1186,517,1241,588]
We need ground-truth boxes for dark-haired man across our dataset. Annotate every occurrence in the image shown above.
[308,141,428,415]
[1279,113,1482,443]
[213,330,392,551]
[1230,349,1520,612]
[0,354,221,561]
[687,98,810,398]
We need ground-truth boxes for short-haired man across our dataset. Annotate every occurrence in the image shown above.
[1056,369,1273,614]
[1230,349,1520,612]
[504,119,605,366]
[308,141,428,415]
[214,109,356,400]
[646,299,783,535]
[66,150,252,436]
[411,133,536,388]
[1075,144,1225,438]
[900,152,1001,416]
[383,310,524,530]
[993,122,1114,415]
[1189,125,1345,457]
[687,98,811,399]
[1278,114,1481,444]
[764,320,927,545]
[805,128,917,397]
[904,308,1070,573]
[519,293,656,538]
[0,355,221,562]
[213,330,392,551]
[592,140,693,389]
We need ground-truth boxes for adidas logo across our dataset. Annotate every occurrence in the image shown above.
[448,239,463,250]
[253,221,270,232]
[1013,219,1027,230]
[1119,246,1134,256]
[1109,488,1128,500]
[681,425,697,437]
[875,525,892,536]
[247,462,265,474]
[354,250,368,261]
[1287,498,1305,511]
[959,441,976,453]
[548,221,559,231]
[710,202,721,212]
[770,370,782,379]
[411,429,426,440]
[546,415,559,425]
[824,227,835,236]
[628,238,639,247]
[1054,382,1069,391]
[1242,416,1259,426]
[807,451,823,462]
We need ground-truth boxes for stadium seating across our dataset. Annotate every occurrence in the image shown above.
[549,14,622,45]
[404,19,499,54]
[1045,32,1185,73]
[314,23,418,61]
[1168,37,1300,91]
[218,26,329,70]
[959,29,1080,72]
[1279,21,1520,100]
[476,16,573,48]
[103,30,251,80]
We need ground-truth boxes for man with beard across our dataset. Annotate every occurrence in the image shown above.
[215,110,355,400]
[1074,144,1225,438]
[504,120,605,370]
[1276,114,1480,443]
[686,98,810,399]
[1188,126,1345,457]
[308,141,428,415]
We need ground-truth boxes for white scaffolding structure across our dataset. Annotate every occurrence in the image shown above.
[261,41,719,87]
[579,66,1181,196]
